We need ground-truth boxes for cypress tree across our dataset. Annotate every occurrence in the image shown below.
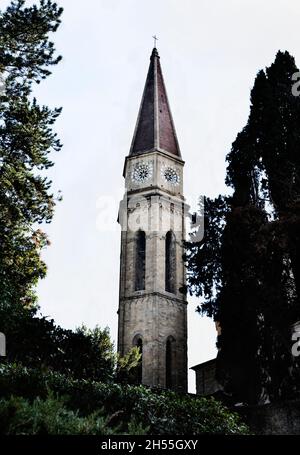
[186,51,300,403]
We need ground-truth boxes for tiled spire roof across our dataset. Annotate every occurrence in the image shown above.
[129,48,181,158]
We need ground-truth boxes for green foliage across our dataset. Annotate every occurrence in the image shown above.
[116,346,142,384]
[185,195,229,317]
[0,303,115,382]
[185,51,300,404]
[0,1,248,436]
[0,363,249,435]
[0,394,125,435]
[0,0,63,309]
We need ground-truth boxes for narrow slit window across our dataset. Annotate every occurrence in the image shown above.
[165,231,176,293]
[135,230,146,291]
[133,335,143,384]
[166,336,175,389]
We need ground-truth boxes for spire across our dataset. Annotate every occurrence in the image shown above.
[129,48,181,158]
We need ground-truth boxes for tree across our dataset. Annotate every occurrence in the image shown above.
[0,302,116,382]
[186,51,300,404]
[116,347,142,385]
[0,2,134,387]
[0,0,63,309]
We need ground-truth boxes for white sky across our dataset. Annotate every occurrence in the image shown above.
[3,0,300,392]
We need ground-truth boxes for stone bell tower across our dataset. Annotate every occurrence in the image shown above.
[117,47,187,392]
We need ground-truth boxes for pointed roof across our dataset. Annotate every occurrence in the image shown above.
[129,48,181,158]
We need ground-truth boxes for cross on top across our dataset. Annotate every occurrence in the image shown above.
[152,35,158,48]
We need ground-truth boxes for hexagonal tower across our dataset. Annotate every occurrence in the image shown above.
[117,47,187,392]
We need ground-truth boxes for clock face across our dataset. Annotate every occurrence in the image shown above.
[161,166,180,186]
[131,162,153,184]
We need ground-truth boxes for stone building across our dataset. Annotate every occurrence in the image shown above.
[191,359,221,396]
[191,321,222,396]
[117,47,188,392]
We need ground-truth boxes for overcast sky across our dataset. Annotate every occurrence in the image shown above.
[3,0,300,392]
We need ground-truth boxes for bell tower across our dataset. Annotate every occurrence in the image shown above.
[118,47,187,392]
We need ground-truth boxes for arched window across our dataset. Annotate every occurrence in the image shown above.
[135,230,146,291]
[165,231,176,293]
[133,334,143,384]
[166,336,176,389]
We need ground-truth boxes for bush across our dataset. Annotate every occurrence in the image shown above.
[0,394,148,435]
[0,304,115,382]
[0,363,249,435]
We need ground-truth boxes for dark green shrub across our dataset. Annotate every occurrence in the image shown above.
[0,394,145,435]
[0,363,249,435]
[0,304,115,382]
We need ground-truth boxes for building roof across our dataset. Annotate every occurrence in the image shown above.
[129,48,181,158]
[190,358,217,371]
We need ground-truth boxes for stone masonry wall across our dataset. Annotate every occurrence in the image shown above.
[236,400,300,435]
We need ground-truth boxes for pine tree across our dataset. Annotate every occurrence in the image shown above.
[0,0,63,309]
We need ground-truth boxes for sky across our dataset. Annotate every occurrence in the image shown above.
[3,0,300,393]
